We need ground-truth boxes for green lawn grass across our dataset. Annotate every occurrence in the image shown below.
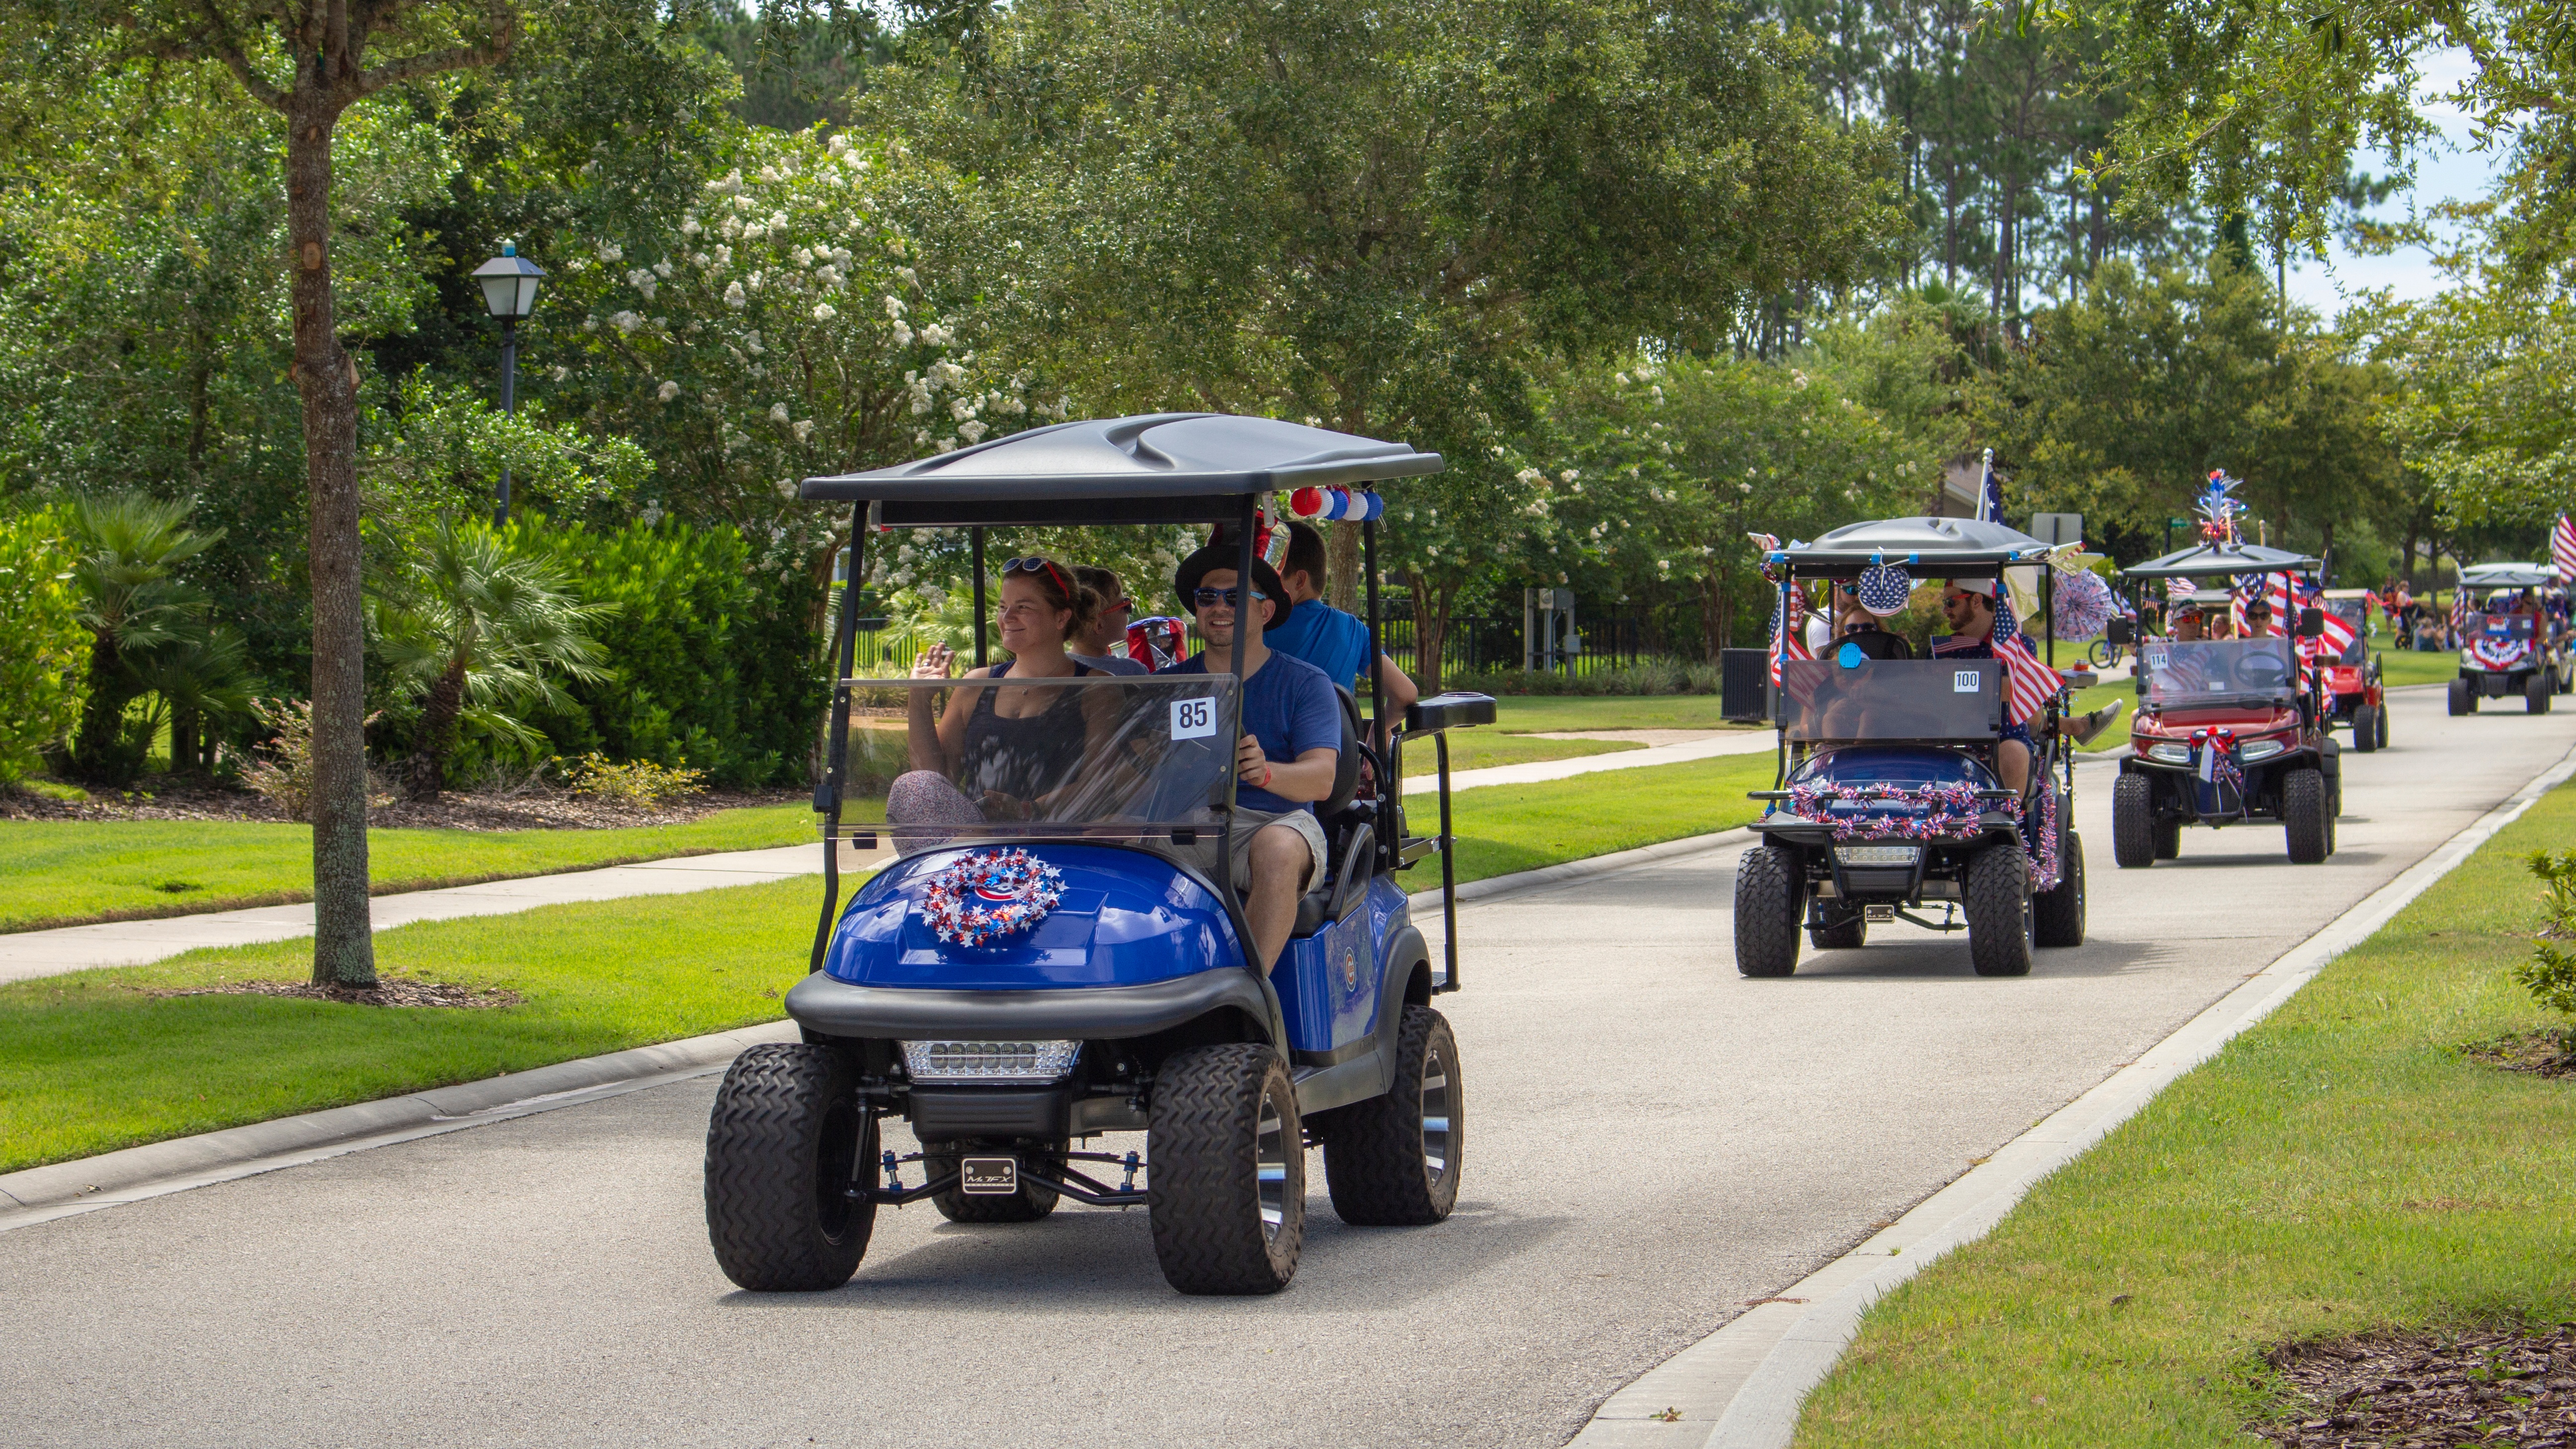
[2375,646,2464,688]
[0,805,814,933]
[0,752,1779,1174]
[1403,730,1643,774]
[1490,695,1759,733]
[1795,781,2576,1447]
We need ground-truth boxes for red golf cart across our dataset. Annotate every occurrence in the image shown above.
[2110,543,2342,868]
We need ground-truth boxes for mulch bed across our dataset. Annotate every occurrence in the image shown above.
[2258,1324,2576,1447]
[150,978,523,1009]
[2464,1031,2576,1080]
[0,776,798,831]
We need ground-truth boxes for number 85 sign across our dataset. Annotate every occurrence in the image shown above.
[1169,697,1216,740]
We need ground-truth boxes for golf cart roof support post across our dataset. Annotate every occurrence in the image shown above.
[1771,572,1792,790]
[970,526,988,669]
[1218,491,1255,929]
[811,500,872,973]
[1436,727,1458,992]
[1363,511,1396,857]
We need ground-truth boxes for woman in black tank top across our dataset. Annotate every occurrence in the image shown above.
[892,558,1113,837]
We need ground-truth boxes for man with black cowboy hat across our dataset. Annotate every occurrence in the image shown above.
[1155,543,1340,975]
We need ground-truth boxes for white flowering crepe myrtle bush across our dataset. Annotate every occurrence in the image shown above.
[1530,356,1925,658]
[548,126,1067,602]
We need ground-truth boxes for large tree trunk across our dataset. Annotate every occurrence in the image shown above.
[1697,574,1728,664]
[1404,570,1451,697]
[288,89,376,988]
[1324,522,1361,616]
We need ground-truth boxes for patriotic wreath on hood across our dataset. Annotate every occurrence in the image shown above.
[920,848,1066,947]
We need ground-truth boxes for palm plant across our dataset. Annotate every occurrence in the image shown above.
[128,624,256,775]
[65,493,225,784]
[369,518,616,801]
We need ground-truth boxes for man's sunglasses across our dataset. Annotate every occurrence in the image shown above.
[1192,586,1268,609]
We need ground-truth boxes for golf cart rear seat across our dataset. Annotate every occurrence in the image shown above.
[1292,685,1374,937]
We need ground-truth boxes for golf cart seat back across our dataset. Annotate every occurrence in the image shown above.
[1835,629,1914,661]
[1292,686,1374,937]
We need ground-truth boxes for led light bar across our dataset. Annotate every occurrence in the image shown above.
[1834,845,1922,867]
[900,1040,1082,1083]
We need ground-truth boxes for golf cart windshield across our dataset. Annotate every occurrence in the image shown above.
[1778,658,2002,741]
[835,674,1244,849]
[2138,638,2298,707]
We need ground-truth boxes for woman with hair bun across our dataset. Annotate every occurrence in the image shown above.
[890,554,1115,847]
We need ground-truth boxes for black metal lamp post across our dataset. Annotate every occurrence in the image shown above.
[471,243,545,524]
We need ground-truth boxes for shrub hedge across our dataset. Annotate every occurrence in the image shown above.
[515,519,824,788]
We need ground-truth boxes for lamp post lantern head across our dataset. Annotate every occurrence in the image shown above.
[473,242,545,321]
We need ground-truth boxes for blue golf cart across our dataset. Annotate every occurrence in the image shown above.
[701,414,1495,1296]
[1733,518,2087,978]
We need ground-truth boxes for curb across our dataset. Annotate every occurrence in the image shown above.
[0,822,1759,1235]
[0,1021,801,1232]
[1570,734,2576,1449]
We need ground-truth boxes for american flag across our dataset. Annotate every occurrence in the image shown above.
[1989,592,2065,725]
[2555,514,2576,583]
[1968,451,2060,724]
[1768,582,1812,685]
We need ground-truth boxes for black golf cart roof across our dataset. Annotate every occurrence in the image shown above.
[1772,516,2055,576]
[2460,563,2558,588]
[2120,542,2321,579]
[799,413,1445,527]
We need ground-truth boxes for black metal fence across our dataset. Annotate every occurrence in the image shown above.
[838,602,1662,680]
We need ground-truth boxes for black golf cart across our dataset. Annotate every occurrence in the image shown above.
[702,414,1495,1296]
[1734,517,2087,979]
[2450,563,2565,715]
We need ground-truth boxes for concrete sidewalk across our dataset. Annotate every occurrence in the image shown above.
[4,730,1777,984]
[0,841,880,986]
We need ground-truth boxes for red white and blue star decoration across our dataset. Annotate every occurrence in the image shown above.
[920,848,1066,946]
[1857,560,1914,616]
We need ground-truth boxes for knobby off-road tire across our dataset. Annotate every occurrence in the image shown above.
[2449,678,2474,716]
[2111,774,2158,870]
[1964,841,2034,977]
[1321,1005,1463,1227]
[2351,705,2379,753]
[1734,844,1803,977]
[921,1139,1064,1223]
[2530,673,2553,714]
[703,1043,875,1292]
[2032,831,2086,948]
[2283,767,2332,865]
[1809,914,1867,950]
[1147,1044,1305,1295]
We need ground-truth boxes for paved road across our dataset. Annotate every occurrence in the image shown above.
[4,687,2568,1449]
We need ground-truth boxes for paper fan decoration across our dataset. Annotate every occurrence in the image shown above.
[2052,568,2118,640]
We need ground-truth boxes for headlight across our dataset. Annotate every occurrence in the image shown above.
[2240,739,2288,762]
[1835,845,1922,867]
[2146,742,2191,764]
[900,1040,1082,1083]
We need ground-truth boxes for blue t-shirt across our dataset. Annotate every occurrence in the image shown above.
[1266,600,1372,692]
[1163,647,1342,814]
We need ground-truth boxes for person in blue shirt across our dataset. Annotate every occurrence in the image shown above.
[1159,544,1341,973]
[1266,523,1420,728]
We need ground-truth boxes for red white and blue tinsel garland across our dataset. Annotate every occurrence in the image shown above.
[1784,779,2061,889]
[2190,727,2246,801]
[919,848,1066,947]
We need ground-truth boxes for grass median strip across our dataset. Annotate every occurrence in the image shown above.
[0,751,1779,1175]
[0,804,815,933]
[1794,779,2576,1448]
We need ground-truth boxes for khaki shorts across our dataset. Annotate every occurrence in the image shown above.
[1169,799,1329,892]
